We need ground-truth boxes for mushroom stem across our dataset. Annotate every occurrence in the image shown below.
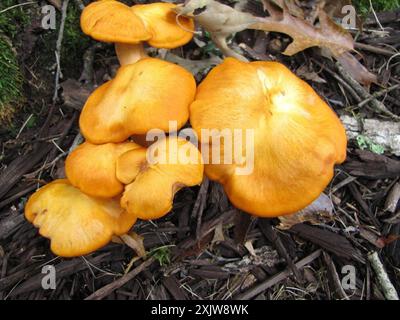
[115,43,147,65]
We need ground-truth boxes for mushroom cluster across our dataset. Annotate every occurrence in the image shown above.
[25,1,347,258]
[25,1,203,257]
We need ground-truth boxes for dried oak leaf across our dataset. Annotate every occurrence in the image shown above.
[250,4,354,56]
[177,0,375,85]
[114,232,146,257]
[335,51,377,86]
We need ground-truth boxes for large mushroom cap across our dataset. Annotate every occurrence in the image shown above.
[189,57,347,217]
[117,137,204,220]
[131,2,195,48]
[80,0,151,44]
[25,180,136,257]
[65,141,140,198]
[79,57,196,144]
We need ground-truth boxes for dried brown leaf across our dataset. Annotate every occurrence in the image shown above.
[335,51,377,86]
[278,193,334,230]
[211,222,225,244]
[264,0,305,19]
[359,227,385,248]
[178,0,374,85]
[296,64,327,83]
[119,232,146,258]
[251,6,353,56]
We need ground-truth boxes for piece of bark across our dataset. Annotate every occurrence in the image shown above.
[162,275,188,300]
[60,79,92,111]
[0,213,25,240]
[0,143,52,200]
[289,224,365,263]
[323,251,350,300]
[341,115,400,156]
[233,211,255,244]
[343,150,400,179]
[385,183,400,213]
[8,253,109,296]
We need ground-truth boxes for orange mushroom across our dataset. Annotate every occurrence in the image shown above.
[189,57,347,217]
[81,0,194,65]
[116,137,204,220]
[79,57,196,144]
[65,141,140,198]
[25,179,136,257]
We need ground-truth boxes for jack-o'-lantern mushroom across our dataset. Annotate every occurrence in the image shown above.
[65,141,140,198]
[189,57,347,217]
[79,57,196,144]
[25,180,137,257]
[116,137,204,220]
[81,0,194,65]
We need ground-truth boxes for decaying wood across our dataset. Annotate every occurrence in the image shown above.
[0,213,25,240]
[162,274,188,300]
[0,143,53,200]
[368,252,399,300]
[289,224,365,263]
[258,219,304,282]
[343,150,400,179]
[384,183,400,213]
[193,177,209,240]
[6,253,109,296]
[323,251,350,300]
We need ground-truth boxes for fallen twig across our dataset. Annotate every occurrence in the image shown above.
[355,42,397,57]
[356,84,400,109]
[52,0,70,104]
[336,63,400,121]
[368,251,399,300]
[85,257,154,300]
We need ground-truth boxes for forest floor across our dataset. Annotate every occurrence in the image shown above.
[0,0,399,300]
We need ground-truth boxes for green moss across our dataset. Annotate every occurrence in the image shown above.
[0,0,31,39]
[0,36,23,125]
[0,0,31,126]
[356,135,385,154]
[353,0,400,15]
[149,246,172,267]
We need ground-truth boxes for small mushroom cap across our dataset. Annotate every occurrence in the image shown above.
[190,58,347,217]
[80,0,151,44]
[79,58,196,144]
[25,179,136,257]
[131,3,194,48]
[117,137,204,220]
[65,141,141,198]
